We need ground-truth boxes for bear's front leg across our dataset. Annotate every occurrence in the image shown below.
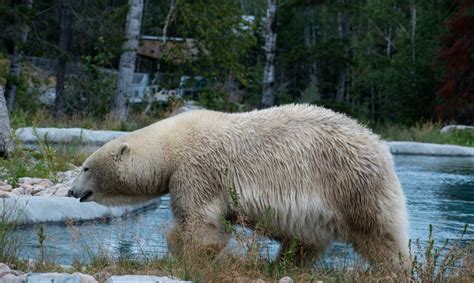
[166,220,228,259]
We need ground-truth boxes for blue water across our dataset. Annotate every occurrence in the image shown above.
[13,155,474,264]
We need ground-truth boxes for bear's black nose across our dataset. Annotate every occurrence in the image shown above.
[67,189,74,197]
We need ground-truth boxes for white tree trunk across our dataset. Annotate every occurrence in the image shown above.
[5,0,33,111]
[410,0,416,64]
[112,0,144,121]
[261,0,277,109]
[304,9,319,95]
[0,86,13,157]
[336,0,348,102]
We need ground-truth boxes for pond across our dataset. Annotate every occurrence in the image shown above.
[13,155,474,265]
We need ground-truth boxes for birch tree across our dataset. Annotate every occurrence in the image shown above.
[261,0,277,109]
[54,0,70,115]
[5,0,33,111]
[111,0,144,121]
[0,86,13,157]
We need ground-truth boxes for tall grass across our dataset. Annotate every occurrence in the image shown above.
[0,129,86,187]
[374,122,474,147]
[62,223,471,282]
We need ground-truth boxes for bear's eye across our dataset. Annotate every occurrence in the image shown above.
[83,167,89,172]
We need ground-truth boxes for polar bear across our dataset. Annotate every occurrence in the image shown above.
[69,104,409,266]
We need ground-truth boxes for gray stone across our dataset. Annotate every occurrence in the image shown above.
[279,276,293,283]
[11,188,24,196]
[0,263,11,274]
[26,272,97,283]
[32,185,46,195]
[440,125,474,134]
[106,275,190,283]
[54,187,70,196]
[0,191,13,198]
[0,196,159,225]
[0,273,20,282]
[388,141,474,157]
[0,185,12,192]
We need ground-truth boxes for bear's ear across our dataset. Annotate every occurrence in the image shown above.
[113,142,130,161]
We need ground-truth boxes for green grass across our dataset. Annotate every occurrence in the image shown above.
[0,132,86,187]
[0,220,471,282]
[374,122,474,147]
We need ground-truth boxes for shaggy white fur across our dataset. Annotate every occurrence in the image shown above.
[70,104,409,266]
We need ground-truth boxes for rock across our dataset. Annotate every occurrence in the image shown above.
[11,188,24,196]
[18,177,43,185]
[57,169,80,185]
[33,190,52,197]
[54,187,70,197]
[279,277,293,283]
[19,184,34,191]
[26,272,97,283]
[0,263,11,274]
[93,271,112,282]
[0,191,13,198]
[32,185,46,194]
[0,273,19,282]
[440,125,474,134]
[15,273,27,282]
[0,184,12,192]
[23,186,33,196]
[106,275,190,283]
[0,180,9,186]
[10,270,25,276]
[36,179,54,188]
[73,272,98,283]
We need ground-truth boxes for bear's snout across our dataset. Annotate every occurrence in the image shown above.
[68,189,94,202]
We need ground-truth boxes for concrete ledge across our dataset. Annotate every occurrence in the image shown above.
[387,141,474,157]
[15,127,128,152]
[1,196,159,225]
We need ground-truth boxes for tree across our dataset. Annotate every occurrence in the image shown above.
[261,0,277,108]
[111,0,144,121]
[0,86,13,157]
[437,0,474,124]
[5,0,33,111]
[54,0,70,115]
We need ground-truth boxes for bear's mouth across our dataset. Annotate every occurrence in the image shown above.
[79,190,93,202]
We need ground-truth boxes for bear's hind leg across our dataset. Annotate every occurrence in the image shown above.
[351,228,408,268]
[278,239,324,268]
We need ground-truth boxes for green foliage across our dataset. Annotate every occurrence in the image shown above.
[374,122,474,147]
[0,131,83,187]
[64,51,116,118]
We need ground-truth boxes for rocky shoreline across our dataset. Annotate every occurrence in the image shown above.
[0,167,160,225]
[0,167,79,198]
[0,262,189,283]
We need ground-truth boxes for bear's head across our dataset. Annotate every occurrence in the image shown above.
[68,139,164,205]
